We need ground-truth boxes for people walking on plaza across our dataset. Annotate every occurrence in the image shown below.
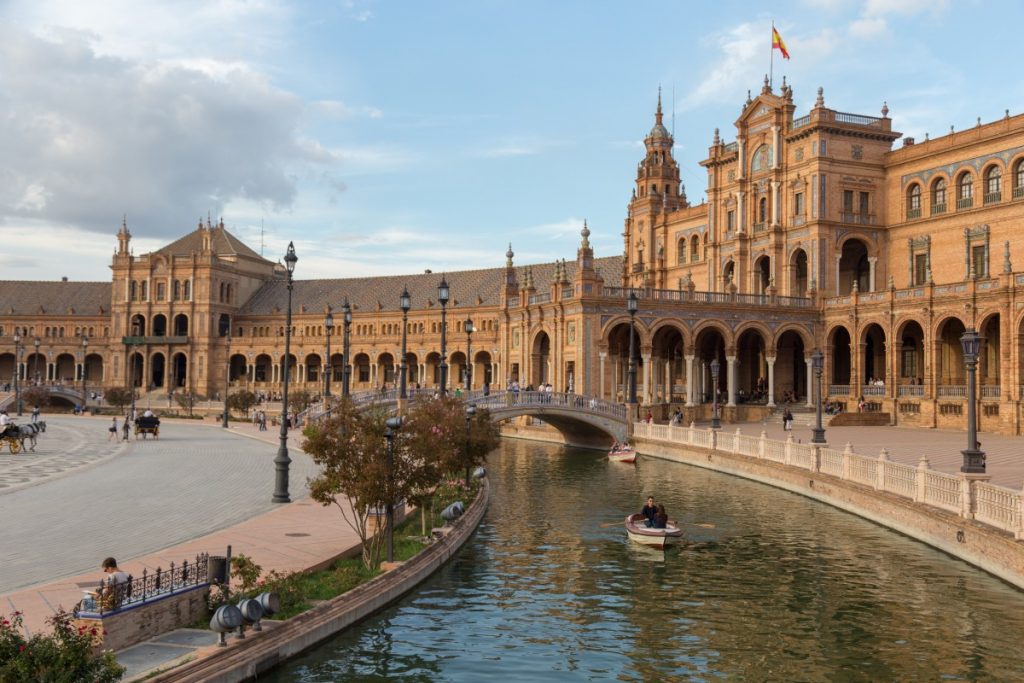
[108,417,119,442]
[122,414,131,441]
[783,407,794,431]
[31,405,40,423]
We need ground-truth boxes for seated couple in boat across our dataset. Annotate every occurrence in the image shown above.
[610,440,632,453]
[640,496,669,529]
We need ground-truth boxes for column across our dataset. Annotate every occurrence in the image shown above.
[599,352,606,400]
[664,359,671,403]
[766,356,776,407]
[805,357,814,407]
[685,355,695,406]
[771,180,781,225]
[868,256,878,292]
[835,255,842,295]
[642,353,652,404]
[737,190,746,234]
[700,361,708,403]
[726,355,737,407]
[771,125,780,169]
[737,138,746,179]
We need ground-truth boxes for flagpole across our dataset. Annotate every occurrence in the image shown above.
[769,22,774,90]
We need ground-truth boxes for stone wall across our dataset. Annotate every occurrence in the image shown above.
[75,584,209,652]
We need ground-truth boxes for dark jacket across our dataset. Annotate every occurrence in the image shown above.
[653,512,669,529]
[641,504,657,522]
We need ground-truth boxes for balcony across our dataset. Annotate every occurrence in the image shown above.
[906,207,921,220]
[752,222,766,233]
[931,203,947,216]
[981,385,1001,400]
[956,197,973,210]
[631,263,645,273]
[1014,186,1024,200]
[839,212,874,225]
[862,385,886,397]
[937,385,967,398]
[897,385,924,398]
[828,384,851,396]
[984,192,1002,205]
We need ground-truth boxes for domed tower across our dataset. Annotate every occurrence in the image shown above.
[624,89,685,287]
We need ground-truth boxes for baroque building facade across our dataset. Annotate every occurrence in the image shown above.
[2,80,1024,435]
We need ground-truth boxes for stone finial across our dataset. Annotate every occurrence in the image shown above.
[679,182,688,204]
[713,127,720,145]
[580,220,591,249]
[851,279,859,293]
[1004,240,1012,274]
[1006,109,1011,119]
[977,116,982,127]
[745,90,753,106]
[762,74,770,94]
[881,101,889,118]
[815,86,824,108]
[924,132,929,141]
[782,75,787,90]
[506,243,514,267]
[887,274,895,290]
[950,124,955,134]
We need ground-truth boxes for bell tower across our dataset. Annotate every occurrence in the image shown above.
[624,89,685,287]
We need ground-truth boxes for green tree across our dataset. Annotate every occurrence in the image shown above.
[303,398,448,569]
[226,389,257,418]
[427,397,500,483]
[289,388,313,413]
[103,386,134,414]
[174,392,202,417]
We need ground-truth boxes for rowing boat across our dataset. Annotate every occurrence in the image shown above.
[624,513,683,549]
[608,446,636,463]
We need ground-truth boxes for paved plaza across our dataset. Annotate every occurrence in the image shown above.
[0,416,320,595]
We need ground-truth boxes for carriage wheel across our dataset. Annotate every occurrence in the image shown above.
[154,428,159,439]
[8,439,21,454]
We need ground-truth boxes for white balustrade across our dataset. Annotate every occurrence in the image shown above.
[974,482,1021,531]
[819,448,845,477]
[882,461,917,498]
[848,455,877,487]
[862,385,886,397]
[923,471,962,513]
[897,385,924,398]
[829,384,851,396]
[937,385,967,399]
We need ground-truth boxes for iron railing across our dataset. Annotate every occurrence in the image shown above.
[79,554,209,615]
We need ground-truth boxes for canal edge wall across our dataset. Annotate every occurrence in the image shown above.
[146,479,491,683]
[634,437,1024,591]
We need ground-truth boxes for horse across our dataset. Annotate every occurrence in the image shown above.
[15,421,44,451]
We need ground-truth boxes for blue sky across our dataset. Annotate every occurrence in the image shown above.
[0,0,1019,281]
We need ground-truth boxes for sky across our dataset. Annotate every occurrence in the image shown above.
[0,0,1019,282]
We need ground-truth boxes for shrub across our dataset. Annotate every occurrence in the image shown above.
[0,610,125,682]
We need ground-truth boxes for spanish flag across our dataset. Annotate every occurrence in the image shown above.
[772,25,790,60]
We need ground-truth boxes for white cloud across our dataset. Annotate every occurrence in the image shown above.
[314,100,383,120]
[849,17,888,39]
[864,0,949,16]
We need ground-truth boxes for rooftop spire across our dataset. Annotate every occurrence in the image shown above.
[656,85,663,126]
[505,243,514,267]
[580,220,591,249]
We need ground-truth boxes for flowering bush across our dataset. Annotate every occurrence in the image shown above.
[0,609,124,682]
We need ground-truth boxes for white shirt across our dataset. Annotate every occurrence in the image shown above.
[143,410,154,417]
[0,414,10,426]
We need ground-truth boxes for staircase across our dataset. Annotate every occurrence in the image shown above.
[773,405,836,427]
[829,412,891,427]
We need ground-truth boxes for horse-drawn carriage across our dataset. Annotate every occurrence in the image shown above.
[0,421,45,453]
[1,426,22,453]
[135,415,160,439]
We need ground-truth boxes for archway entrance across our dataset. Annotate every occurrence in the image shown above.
[830,327,852,387]
[838,239,870,294]
[172,353,187,388]
[531,332,550,388]
[790,249,808,297]
[650,325,685,404]
[150,353,166,389]
[694,328,727,405]
[775,331,806,404]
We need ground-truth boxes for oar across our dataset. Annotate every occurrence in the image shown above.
[599,520,716,529]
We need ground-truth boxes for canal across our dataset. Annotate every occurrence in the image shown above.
[268,439,1024,681]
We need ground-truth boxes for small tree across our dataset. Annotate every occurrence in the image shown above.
[303,399,447,569]
[226,390,257,418]
[21,386,50,410]
[104,387,133,414]
[289,389,313,413]
[428,397,500,483]
[174,392,201,417]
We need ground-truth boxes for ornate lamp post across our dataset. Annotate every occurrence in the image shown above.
[464,317,474,391]
[438,277,450,396]
[128,342,139,421]
[960,328,986,473]
[627,291,638,405]
[33,338,40,385]
[710,357,721,429]
[12,330,22,416]
[383,415,403,562]
[222,322,231,429]
[273,242,298,504]
[811,350,826,444]
[324,311,334,397]
[342,299,352,398]
[399,287,411,400]
[80,336,89,412]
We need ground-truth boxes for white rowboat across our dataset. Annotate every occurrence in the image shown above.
[625,513,683,549]
[608,447,636,463]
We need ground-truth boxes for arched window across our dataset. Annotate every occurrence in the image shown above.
[906,184,922,218]
[1015,159,1024,198]
[690,235,700,262]
[677,238,686,265]
[984,166,1002,203]
[140,281,148,301]
[183,280,191,300]
[130,281,137,301]
[956,171,973,209]
[751,144,772,173]
[931,178,947,214]
[758,197,768,223]
[173,280,180,300]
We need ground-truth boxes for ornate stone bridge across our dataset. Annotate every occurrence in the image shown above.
[0,385,86,411]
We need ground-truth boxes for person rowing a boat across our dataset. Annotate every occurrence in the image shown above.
[641,496,658,527]
[652,504,669,529]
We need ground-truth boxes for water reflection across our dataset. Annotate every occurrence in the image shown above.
[267,440,1024,681]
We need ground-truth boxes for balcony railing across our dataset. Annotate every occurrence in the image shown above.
[840,212,874,225]
[862,385,886,396]
[981,385,1001,400]
[931,203,947,215]
[600,287,813,308]
[829,384,851,396]
[907,207,921,220]
[937,385,967,398]
[984,192,1002,205]
[631,263,645,273]
[752,221,766,233]
[897,385,924,398]
[956,197,973,210]
[528,293,551,305]
[1014,186,1024,199]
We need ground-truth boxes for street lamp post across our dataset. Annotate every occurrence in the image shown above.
[627,292,638,405]
[710,357,721,429]
[960,328,986,473]
[811,350,826,444]
[383,415,403,562]
[80,336,89,412]
[128,343,139,421]
[464,317,474,392]
[273,242,298,504]
[438,277,450,396]
[33,338,40,385]
[222,325,231,429]
[465,404,476,485]
[12,331,22,416]
[399,288,411,400]
[342,299,352,398]
[324,311,334,397]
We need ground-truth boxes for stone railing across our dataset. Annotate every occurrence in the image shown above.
[472,391,628,421]
[862,385,886,396]
[937,385,967,399]
[602,286,813,309]
[897,385,925,397]
[632,421,1024,539]
[828,384,851,396]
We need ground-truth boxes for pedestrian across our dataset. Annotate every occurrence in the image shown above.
[31,405,40,423]
[108,417,119,442]
[783,407,793,431]
[122,414,131,441]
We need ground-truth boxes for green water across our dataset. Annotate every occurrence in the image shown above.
[267,440,1024,681]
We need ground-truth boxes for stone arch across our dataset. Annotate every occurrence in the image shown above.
[173,314,189,336]
[152,314,167,337]
[837,237,870,294]
[934,316,967,386]
[530,331,551,388]
[150,352,166,389]
[130,314,146,336]
[650,322,687,404]
[895,319,925,386]
[775,329,807,404]
[305,353,321,383]
[377,352,395,386]
[978,312,1001,388]
[789,248,808,297]
[254,353,272,383]
[694,325,728,405]
[171,352,187,388]
[827,325,852,385]
[229,353,247,383]
[736,327,769,401]
[860,322,886,384]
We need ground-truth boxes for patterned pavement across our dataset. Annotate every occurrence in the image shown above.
[0,416,320,594]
